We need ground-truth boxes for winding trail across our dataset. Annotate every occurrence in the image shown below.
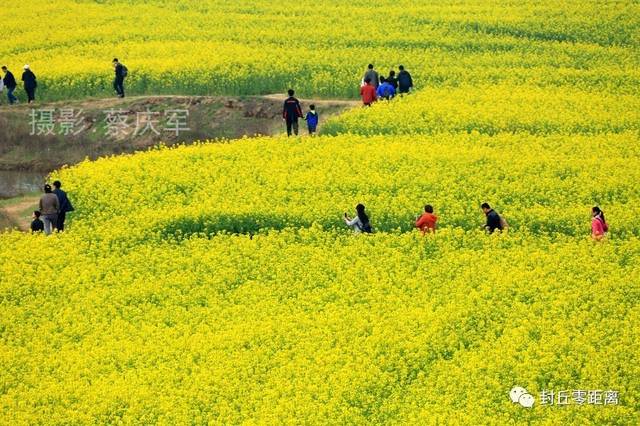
[0,196,39,231]
[0,93,359,233]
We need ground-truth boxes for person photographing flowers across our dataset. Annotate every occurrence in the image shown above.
[344,204,372,233]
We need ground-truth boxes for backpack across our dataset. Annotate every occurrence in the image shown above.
[121,65,128,78]
[499,216,509,231]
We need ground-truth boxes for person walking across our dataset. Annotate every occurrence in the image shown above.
[305,104,319,136]
[344,204,373,233]
[52,180,74,231]
[591,206,608,240]
[360,77,377,106]
[21,65,37,103]
[376,77,396,100]
[2,66,18,104]
[39,184,59,235]
[387,70,398,91]
[481,202,504,234]
[283,89,303,136]
[112,58,127,98]
[397,65,413,94]
[362,64,380,88]
[416,204,438,234]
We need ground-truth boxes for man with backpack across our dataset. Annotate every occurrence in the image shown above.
[112,58,127,98]
[481,202,507,233]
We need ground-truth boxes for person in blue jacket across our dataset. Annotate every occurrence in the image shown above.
[305,104,319,136]
[376,77,396,100]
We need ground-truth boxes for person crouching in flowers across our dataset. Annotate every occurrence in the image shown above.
[344,204,372,233]
[415,204,438,235]
[591,206,608,240]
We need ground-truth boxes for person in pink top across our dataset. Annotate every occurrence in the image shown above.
[591,206,608,240]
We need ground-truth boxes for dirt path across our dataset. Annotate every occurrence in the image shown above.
[0,93,357,172]
[0,196,39,231]
[0,94,359,112]
[0,93,359,233]
[261,93,359,107]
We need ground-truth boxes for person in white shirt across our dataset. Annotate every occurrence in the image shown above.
[343,203,372,233]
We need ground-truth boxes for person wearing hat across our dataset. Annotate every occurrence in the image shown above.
[1,65,18,104]
[21,64,37,103]
[39,184,59,235]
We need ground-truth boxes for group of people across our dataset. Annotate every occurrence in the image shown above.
[344,202,610,240]
[282,89,319,136]
[1,65,38,104]
[1,59,127,104]
[31,181,74,235]
[281,64,414,136]
[360,64,413,106]
[343,202,504,235]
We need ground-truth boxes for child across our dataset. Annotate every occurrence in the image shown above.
[305,104,319,135]
[415,204,438,234]
[31,210,44,233]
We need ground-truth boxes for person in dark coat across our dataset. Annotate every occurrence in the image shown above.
[21,65,37,103]
[31,211,44,233]
[397,65,413,94]
[481,202,503,234]
[113,58,126,98]
[1,66,18,104]
[52,180,74,231]
[282,89,303,136]
[387,70,398,90]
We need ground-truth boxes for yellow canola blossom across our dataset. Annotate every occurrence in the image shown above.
[52,133,640,239]
[0,230,639,424]
[0,0,637,99]
[324,84,640,136]
[0,0,639,424]
[0,130,637,423]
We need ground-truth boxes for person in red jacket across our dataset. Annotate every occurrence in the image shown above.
[360,77,376,107]
[416,204,438,234]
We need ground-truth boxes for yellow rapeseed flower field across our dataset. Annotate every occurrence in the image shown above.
[0,0,637,99]
[0,0,639,424]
